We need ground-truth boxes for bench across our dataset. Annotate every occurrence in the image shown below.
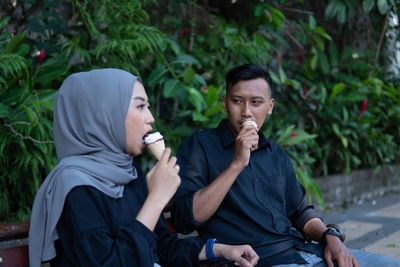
[0,211,178,267]
[0,221,30,267]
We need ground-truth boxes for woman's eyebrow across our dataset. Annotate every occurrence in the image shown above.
[132,96,147,102]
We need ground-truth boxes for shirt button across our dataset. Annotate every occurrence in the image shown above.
[274,220,278,229]
[253,177,257,182]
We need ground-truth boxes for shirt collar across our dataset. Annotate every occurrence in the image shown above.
[216,119,272,151]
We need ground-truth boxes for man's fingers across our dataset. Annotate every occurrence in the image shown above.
[352,256,359,267]
[325,253,334,267]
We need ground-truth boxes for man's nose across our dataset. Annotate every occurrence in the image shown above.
[241,102,252,117]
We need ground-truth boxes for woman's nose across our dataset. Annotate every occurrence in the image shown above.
[147,110,155,124]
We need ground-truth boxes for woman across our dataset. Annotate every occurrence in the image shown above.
[28,69,259,267]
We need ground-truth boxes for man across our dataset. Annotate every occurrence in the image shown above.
[172,64,400,266]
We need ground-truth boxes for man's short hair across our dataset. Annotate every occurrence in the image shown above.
[225,64,272,96]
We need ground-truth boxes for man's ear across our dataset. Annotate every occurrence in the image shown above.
[267,98,274,115]
[223,95,227,112]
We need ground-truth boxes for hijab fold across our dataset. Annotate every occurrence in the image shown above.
[29,69,139,266]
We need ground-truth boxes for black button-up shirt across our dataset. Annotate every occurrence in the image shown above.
[172,119,323,266]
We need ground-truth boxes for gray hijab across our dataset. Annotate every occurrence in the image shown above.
[28,68,139,266]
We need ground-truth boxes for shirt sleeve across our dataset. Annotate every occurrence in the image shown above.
[171,135,208,233]
[283,152,322,231]
[55,186,158,267]
[155,215,204,267]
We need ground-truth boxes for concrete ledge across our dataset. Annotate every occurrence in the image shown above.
[314,165,400,211]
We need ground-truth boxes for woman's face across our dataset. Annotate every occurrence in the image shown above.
[125,81,155,155]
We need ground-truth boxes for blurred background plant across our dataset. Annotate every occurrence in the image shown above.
[1,0,399,222]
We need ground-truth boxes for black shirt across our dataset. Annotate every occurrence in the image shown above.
[172,119,323,266]
[51,161,203,267]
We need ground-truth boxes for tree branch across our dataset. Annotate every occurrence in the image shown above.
[4,122,54,144]
[369,5,392,75]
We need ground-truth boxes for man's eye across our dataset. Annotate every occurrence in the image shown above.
[232,99,241,104]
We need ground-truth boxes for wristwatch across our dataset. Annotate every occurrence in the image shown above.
[321,224,345,245]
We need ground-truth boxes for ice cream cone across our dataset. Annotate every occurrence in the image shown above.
[144,132,165,160]
[242,120,257,128]
[147,140,165,160]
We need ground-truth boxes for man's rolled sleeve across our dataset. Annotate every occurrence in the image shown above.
[290,195,322,231]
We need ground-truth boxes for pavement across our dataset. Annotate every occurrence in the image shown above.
[320,192,400,259]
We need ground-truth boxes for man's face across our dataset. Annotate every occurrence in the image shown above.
[223,78,274,135]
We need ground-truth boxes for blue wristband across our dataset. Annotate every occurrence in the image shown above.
[206,238,222,262]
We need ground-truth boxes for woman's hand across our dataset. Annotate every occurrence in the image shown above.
[146,148,181,207]
[199,243,259,267]
[136,148,180,231]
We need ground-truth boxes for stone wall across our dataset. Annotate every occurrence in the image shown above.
[314,165,400,211]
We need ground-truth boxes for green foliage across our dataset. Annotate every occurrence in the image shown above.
[0,17,62,222]
[1,0,400,221]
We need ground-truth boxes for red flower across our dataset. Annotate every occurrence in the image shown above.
[358,99,368,119]
[182,28,189,36]
[297,53,304,63]
[290,131,298,137]
[37,49,45,69]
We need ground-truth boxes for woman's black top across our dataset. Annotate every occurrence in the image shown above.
[50,161,203,267]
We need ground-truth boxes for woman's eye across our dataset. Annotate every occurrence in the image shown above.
[137,104,145,110]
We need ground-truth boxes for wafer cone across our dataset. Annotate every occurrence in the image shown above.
[147,139,165,160]
[242,120,257,128]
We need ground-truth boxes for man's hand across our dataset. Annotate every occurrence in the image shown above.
[324,235,358,267]
[232,125,259,169]
[198,243,259,267]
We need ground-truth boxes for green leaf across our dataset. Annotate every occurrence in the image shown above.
[172,55,199,65]
[192,111,208,122]
[183,67,196,84]
[35,65,68,83]
[312,35,325,51]
[206,85,218,107]
[325,2,338,20]
[172,125,193,137]
[3,33,27,54]
[270,71,281,84]
[147,65,167,87]
[284,79,302,90]
[362,0,375,13]
[337,2,347,24]
[329,42,339,68]
[194,74,206,86]
[22,105,37,124]
[0,16,11,29]
[332,123,341,136]
[386,243,396,248]
[279,67,287,83]
[314,27,332,41]
[0,103,11,118]
[309,15,317,30]
[204,104,223,116]
[341,136,348,148]
[318,50,330,74]
[163,79,180,98]
[329,83,346,102]
[377,0,389,14]
[188,87,204,113]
